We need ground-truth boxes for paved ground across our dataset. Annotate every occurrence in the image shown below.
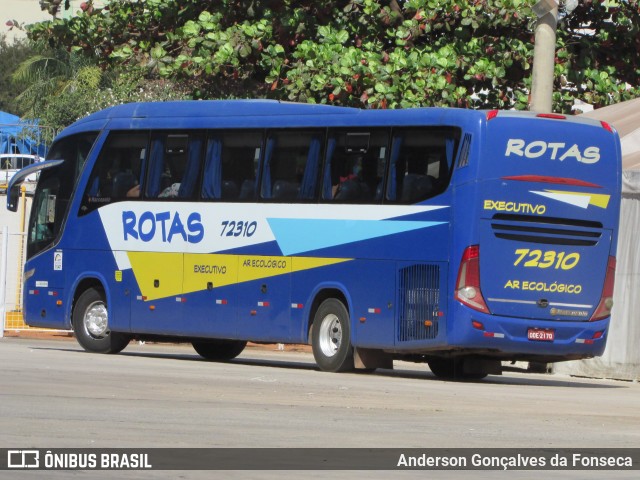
[1,336,639,479]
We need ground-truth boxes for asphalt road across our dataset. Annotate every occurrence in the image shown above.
[1,336,638,479]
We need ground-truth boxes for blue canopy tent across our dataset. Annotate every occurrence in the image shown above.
[0,111,49,157]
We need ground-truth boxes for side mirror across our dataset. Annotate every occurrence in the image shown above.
[7,184,20,212]
[5,159,64,212]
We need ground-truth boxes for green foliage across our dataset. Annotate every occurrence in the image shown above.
[11,47,188,129]
[18,0,640,122]
[12,49,107,122]
[0,36,34,115]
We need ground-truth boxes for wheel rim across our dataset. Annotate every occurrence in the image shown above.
[318,313,342,358]
[83,301,109,338]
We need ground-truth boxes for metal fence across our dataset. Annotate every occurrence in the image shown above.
[0,226,27,335]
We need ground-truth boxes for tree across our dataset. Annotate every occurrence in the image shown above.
[0,35,34,114]
[11,45,188,129]
[20,0,640,122]
[12,49,98,115]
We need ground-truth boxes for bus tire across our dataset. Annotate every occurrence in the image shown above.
[192,339,247,361]
[72,287,129,354]
[311,298,354,372]
[427,357,488,381]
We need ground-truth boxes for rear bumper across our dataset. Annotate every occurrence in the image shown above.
[446,302,609,360]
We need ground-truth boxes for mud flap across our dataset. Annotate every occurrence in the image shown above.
[354,347,393,370]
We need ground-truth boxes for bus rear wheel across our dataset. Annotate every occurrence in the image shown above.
[192,339,247,361]
[311,299,354,372]
[427,357,488,381]
[72,287,129,354]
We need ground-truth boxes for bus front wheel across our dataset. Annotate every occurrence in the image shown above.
[192,339,247,361]
[72,287,129,354]
[311,299,354,372]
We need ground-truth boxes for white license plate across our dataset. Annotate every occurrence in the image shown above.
[527,328,555,342]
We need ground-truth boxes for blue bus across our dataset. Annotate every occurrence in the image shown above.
[7,101,621,379]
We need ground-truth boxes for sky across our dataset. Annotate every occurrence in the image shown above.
[1,0,103,42]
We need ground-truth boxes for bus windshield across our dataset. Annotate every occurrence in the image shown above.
[27,133,97,258]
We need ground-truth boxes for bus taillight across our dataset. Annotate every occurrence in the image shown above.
[455,245,490,314]
[590,256,616,321]
[600,121,614,133]
[536,113,566,120]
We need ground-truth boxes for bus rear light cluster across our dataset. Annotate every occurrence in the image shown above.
[455,245,490,314]
[590,256,616,321]
[471,320,504,338]
[576,331,605,344]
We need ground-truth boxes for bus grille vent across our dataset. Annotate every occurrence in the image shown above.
[398,264,440,342]
[491,214,603,246]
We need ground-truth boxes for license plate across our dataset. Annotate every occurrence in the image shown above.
[527,328,555,342]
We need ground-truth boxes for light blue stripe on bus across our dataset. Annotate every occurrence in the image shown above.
[267,218,446,256]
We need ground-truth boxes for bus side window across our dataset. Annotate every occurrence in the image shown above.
[145,135,179,199]
[201,131,262,201]
[80,132,148,214]
[137,133,204,200]
[387,128,460,204]
[261,130,324,202]
[324,129,389,204]
[176,136,205,199]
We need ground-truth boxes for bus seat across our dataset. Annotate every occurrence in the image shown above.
[221,180,239,199]
[359,182,372,200]
[334,180,362,202]
[428,174,441,193]
[374,181,384,201]
[239,179,255,199]
[272,180,299,200]
[160,173,173,193]
[112,171,136,197]
[401,174,433,202]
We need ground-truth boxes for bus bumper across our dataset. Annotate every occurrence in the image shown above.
[447,303,610,360]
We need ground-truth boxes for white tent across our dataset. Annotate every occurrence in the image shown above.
[554,98,640,380]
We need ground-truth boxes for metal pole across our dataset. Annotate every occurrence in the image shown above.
[0,225,9,338]
[15,186,27,308]
[529,5,558,113]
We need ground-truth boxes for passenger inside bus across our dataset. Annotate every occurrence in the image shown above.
[106,153,141,198]
[331,154,378,202]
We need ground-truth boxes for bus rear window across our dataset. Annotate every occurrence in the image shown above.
[386,128,460,203]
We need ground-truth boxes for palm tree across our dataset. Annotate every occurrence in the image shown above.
[12,48,105,121]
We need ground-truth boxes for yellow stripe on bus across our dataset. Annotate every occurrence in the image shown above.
[545,190,611,209]
[128,252,184,301]
[127,252,351,301]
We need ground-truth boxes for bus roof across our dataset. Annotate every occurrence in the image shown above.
[62,100,609,137]
[65,100,485,131]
